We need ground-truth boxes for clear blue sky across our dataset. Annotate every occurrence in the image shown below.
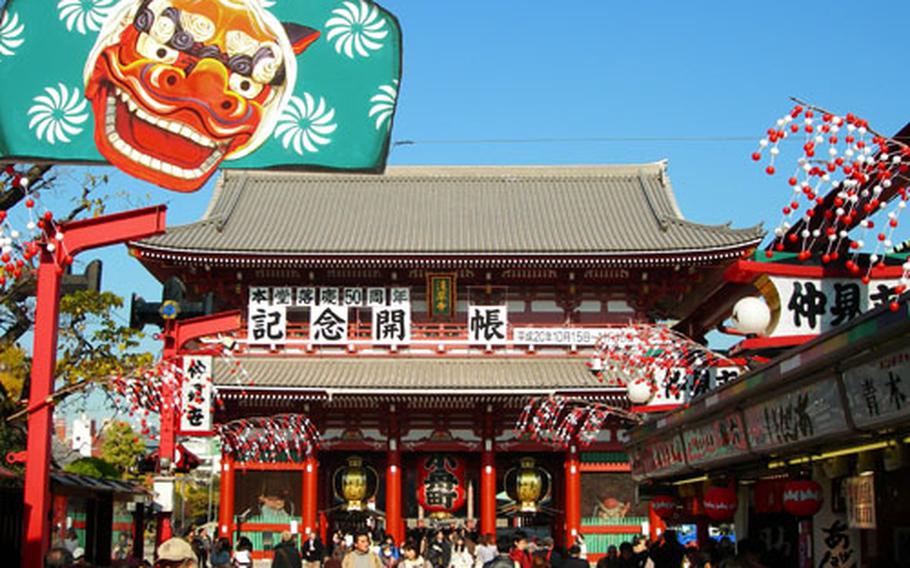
[35,0,910,415]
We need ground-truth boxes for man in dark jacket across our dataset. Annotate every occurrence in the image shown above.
[426,530,451,568]
[562,546,588,568]
[273,531,304,568]
[302,532,325,568]
[485,538,517,568]
[648,530,685,568]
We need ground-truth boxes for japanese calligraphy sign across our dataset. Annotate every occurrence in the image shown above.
[389,287,410,306]
[817,518,858,568]
[343,288,364,307]
[512,327,613,346]
[768,276,899,337]
[180,355,212,434]
[249,286,270,306]
[842,347,910,429]
[427,273,455,319]
[417,454,466,516]
[248,305,287,344]
[845,476,876,529]
[743,377,849,453]
[468,305,508,345]
[0,0,401,192]
[682,412,749,467]
[372,305,410,344]
[629,433,687,480]
[310,305,348,344]
[366,288,386,307]
[296,287,317,307]
[647,367,742,408]
[271,286,294,306]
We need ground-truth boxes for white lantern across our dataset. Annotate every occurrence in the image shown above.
[627,380,653,405]
[731,297,771,335]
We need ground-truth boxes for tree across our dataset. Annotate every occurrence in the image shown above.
[64,456,119,479]
[100,420,146,480]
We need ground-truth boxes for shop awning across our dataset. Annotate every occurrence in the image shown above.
[626,293,910,481]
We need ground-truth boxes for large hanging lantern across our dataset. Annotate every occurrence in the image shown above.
[782,479,823,517]
[504,457,552,513]
[753,479,784,514]
[332,456,379,511]
[649,495,676,519]
[417,454,466,518]
[703,486,737,522]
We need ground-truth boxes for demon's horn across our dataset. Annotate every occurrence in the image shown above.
[284,23,320,56]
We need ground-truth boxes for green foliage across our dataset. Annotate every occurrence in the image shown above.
[57,290,153,386]
[0,344,28,400]
[177,476,219,525]
[64,456,119,479]
[99,420,146,479]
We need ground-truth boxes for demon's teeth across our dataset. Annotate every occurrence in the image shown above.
[112,86,217,148]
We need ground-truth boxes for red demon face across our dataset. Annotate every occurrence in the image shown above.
[85,0,317,192]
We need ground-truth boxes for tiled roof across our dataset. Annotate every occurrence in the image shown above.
[136,163,763,256]
[214,357,618,392]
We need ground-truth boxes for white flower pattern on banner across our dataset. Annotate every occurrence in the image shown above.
[325,0,389,59]
[0,11,25,58]
[274,93,337,155]
[259,0,276,7]
[27,83,89,145]
[57,0,116,35]
[368,80,397,130]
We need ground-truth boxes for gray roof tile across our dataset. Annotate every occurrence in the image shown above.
[136,163,763,255]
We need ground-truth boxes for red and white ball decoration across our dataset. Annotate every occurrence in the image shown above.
[218,413,320,463]
[752,100,910,299]
[703,485,738,522]
[781,479,823,517]
[515,396,641,448]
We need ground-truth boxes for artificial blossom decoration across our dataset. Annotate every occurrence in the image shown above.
[218,413,320,463]
[515,396,642,448]
[752,98,910,300]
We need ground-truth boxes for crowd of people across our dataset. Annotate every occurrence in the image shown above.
[42,525,779,568]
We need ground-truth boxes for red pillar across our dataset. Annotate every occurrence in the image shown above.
[21,206,167,568]
[303,455,318,535]
[219,454,235,540]
[564,445,581,546]
[480,439,497,540]
[386,405,403,543]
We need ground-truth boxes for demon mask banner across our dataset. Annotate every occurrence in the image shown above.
[0,0,401,192]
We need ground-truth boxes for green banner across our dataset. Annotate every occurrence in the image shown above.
[0,0,401,191]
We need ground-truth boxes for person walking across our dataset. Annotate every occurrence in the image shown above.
[427,530,452,568]
[449,537,473,568]
[648,531,685,568]
[209,537,231,568]
[273,531,303,568]
[508,532,531,568]
[400,544,430,568]
[561,547,587,568]
[233,536,254,568]
[343,531,383,568]
[303,532,326,568]
[474,535,498,568]
[484,539,518,568]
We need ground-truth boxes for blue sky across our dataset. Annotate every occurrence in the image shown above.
[27,1,910,416]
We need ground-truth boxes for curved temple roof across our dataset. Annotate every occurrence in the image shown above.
[134,163,763,258]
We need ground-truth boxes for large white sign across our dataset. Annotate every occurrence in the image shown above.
[647,367,742,407]
[310,305,349,344]
[769,276,899,337]
[180,355,213,433]
[248,305,287,344]
[512,327,613,346]
[372,306,411,344]
[468,305,508,345]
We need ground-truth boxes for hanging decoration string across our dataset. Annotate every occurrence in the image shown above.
[218,414,320,463]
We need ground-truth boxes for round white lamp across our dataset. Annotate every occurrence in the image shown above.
[627,380,653,405]
[731,297,771,335]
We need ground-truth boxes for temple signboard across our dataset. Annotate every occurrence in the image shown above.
[180,355,213,434]
[743,376,849,453]
[629,433,687,480]
[468,306,508,346]
[512,327,613,346]
[842,347,910,429]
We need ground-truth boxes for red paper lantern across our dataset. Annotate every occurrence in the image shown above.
[782,479,823,517]
[650,495,676,519]
[753,479,784,514]
[703,486,737,522]
[417,454,466,517]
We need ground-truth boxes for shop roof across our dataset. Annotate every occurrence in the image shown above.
[134,163,763,257]
[214,357,624,394]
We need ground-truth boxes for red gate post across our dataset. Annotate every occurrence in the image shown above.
[480,407,496,541]
[564,445,581,546]
[303,455,319,535]
[23,206,167,568]
[155,310,241,545]
[218,453,235,539]
[385,404,403,543]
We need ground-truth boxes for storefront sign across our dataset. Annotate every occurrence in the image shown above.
[468,305,508,345]
[648,367,742,408]
[744,377,849,453]
[180,355,213,433]
[630,434,687,479]
[248,305,287,344]
[428,273,456,319]
[512,327,613,346]
[683,412,749,467]
[842,347,910,429]
[845,476,876,530]
[767,276,898,337]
